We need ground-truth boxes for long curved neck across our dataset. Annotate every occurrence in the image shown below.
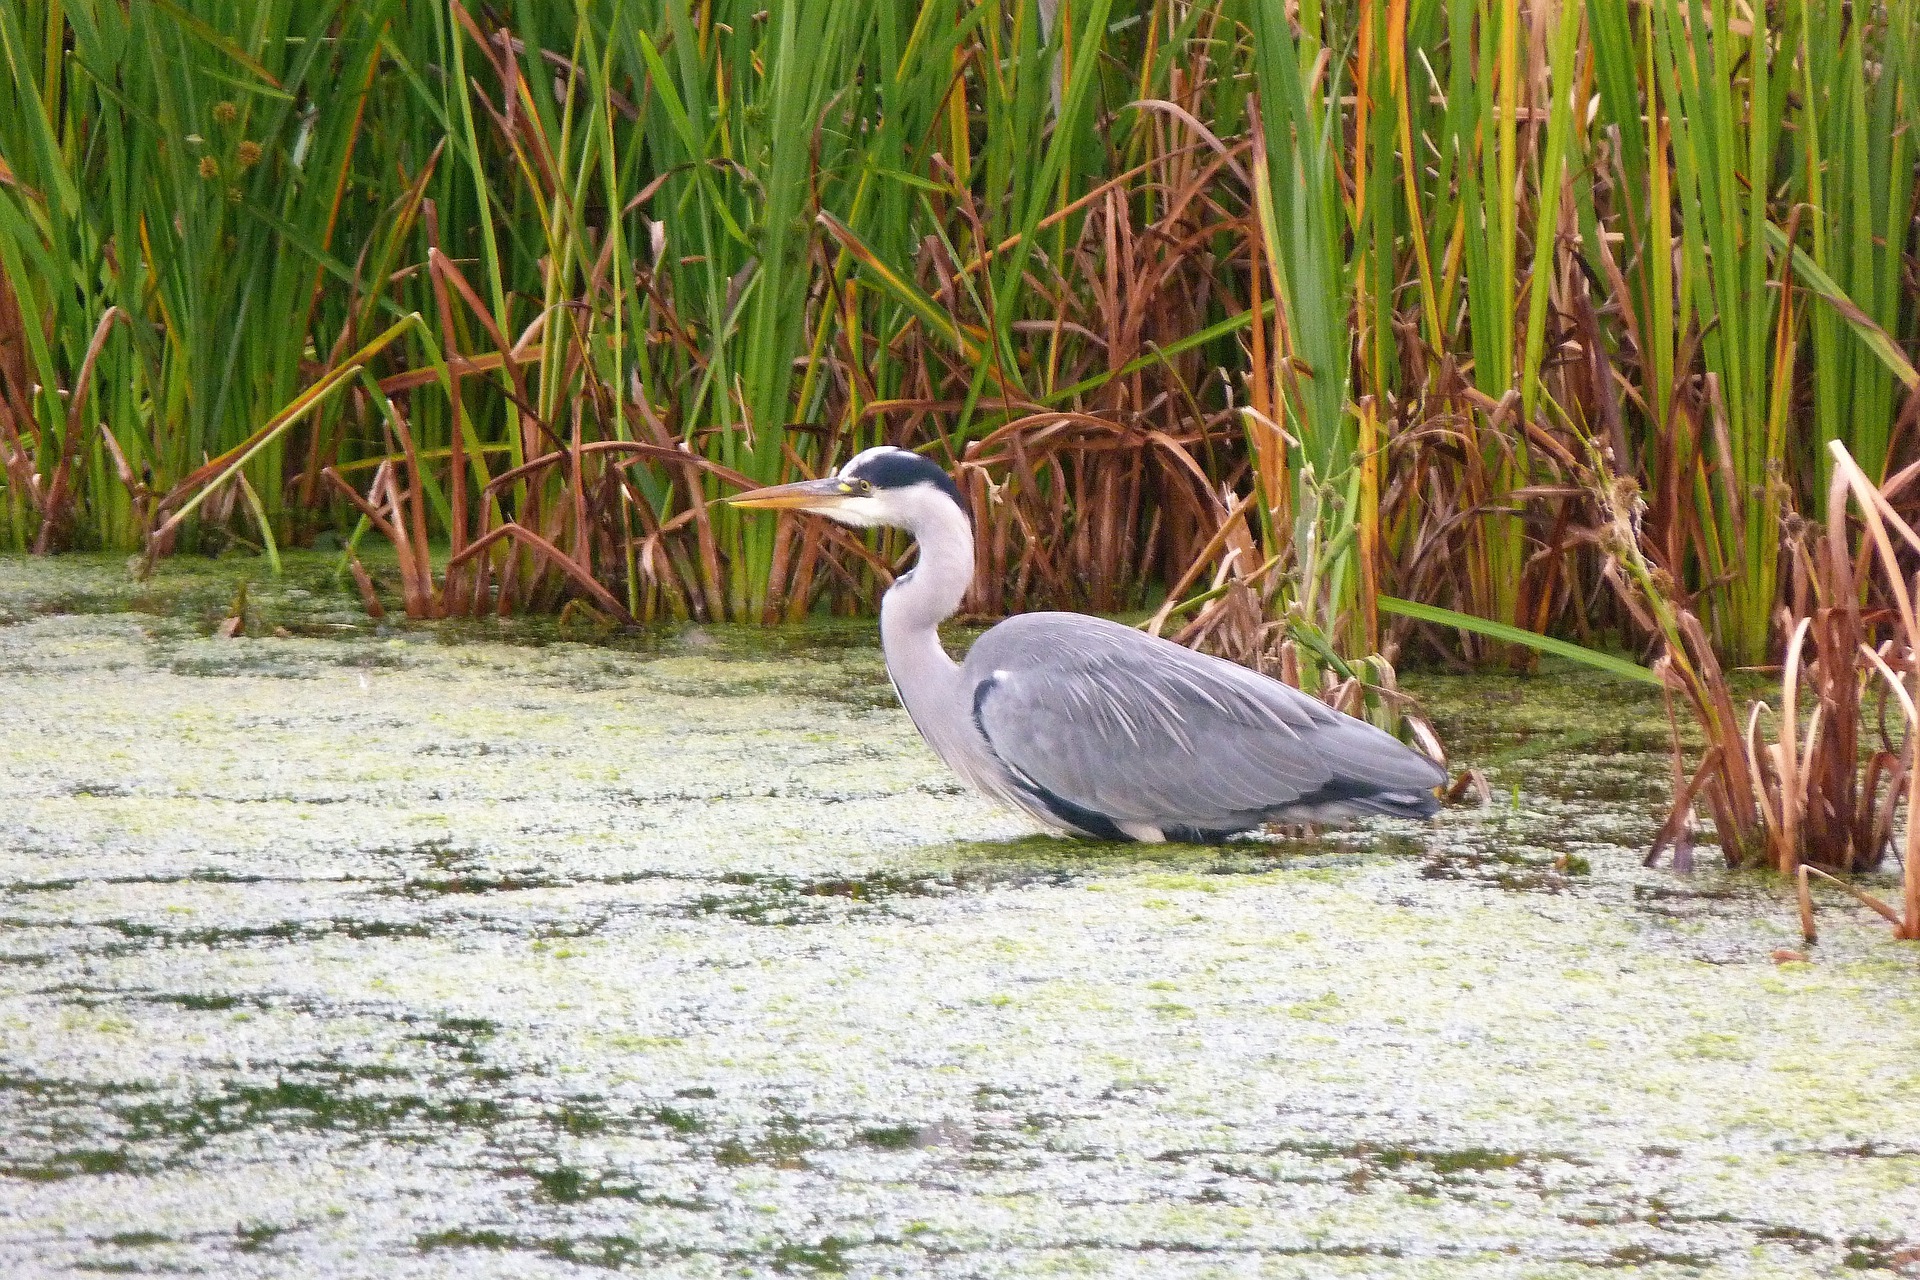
[877,489,1021,805]
[879,491,974,683]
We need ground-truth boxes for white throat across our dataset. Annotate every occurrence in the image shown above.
[862,481,1030,816]
[880,486,974,636]
[877,483,975,735]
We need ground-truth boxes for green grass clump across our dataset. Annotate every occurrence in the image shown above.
[1,1,1916,670]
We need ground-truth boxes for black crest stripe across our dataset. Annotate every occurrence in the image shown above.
[847,449,964,509]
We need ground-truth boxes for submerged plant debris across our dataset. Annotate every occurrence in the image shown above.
[2,554,1918,1278]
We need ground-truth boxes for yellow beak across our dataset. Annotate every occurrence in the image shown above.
[727,477,853,510]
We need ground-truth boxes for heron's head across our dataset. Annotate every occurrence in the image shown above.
[728,446,966,531]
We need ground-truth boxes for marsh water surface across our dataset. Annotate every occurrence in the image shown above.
[2,555,1917,1277]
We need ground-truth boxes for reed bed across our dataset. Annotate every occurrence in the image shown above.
[6,2,1920,876]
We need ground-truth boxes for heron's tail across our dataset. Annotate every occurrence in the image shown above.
[1350,788,1442,820]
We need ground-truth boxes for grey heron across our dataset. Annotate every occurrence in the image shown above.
[731,446,1446,842]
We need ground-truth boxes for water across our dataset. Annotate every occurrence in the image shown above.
[2,554,1917,1277]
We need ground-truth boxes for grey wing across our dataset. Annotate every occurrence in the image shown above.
[963,614,1445,834]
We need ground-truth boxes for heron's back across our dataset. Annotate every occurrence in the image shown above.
[957,614,1444,840]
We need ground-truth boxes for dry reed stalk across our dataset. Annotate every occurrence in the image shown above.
[1610,437,1920,941]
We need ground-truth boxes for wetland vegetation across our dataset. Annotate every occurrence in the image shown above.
[9,0,1920,876]
[6,0,1920,1272]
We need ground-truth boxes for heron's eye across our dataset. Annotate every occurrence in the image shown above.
[859,479,874,494]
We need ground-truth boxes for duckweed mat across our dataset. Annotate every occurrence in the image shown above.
[2,555,1917,1277]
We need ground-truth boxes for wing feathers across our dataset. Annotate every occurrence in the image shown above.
[965,614,1444,833]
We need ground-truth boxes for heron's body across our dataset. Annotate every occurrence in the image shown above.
[733,447,1445,842]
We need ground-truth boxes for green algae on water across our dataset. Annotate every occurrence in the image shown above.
[1,553,1918,1278]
